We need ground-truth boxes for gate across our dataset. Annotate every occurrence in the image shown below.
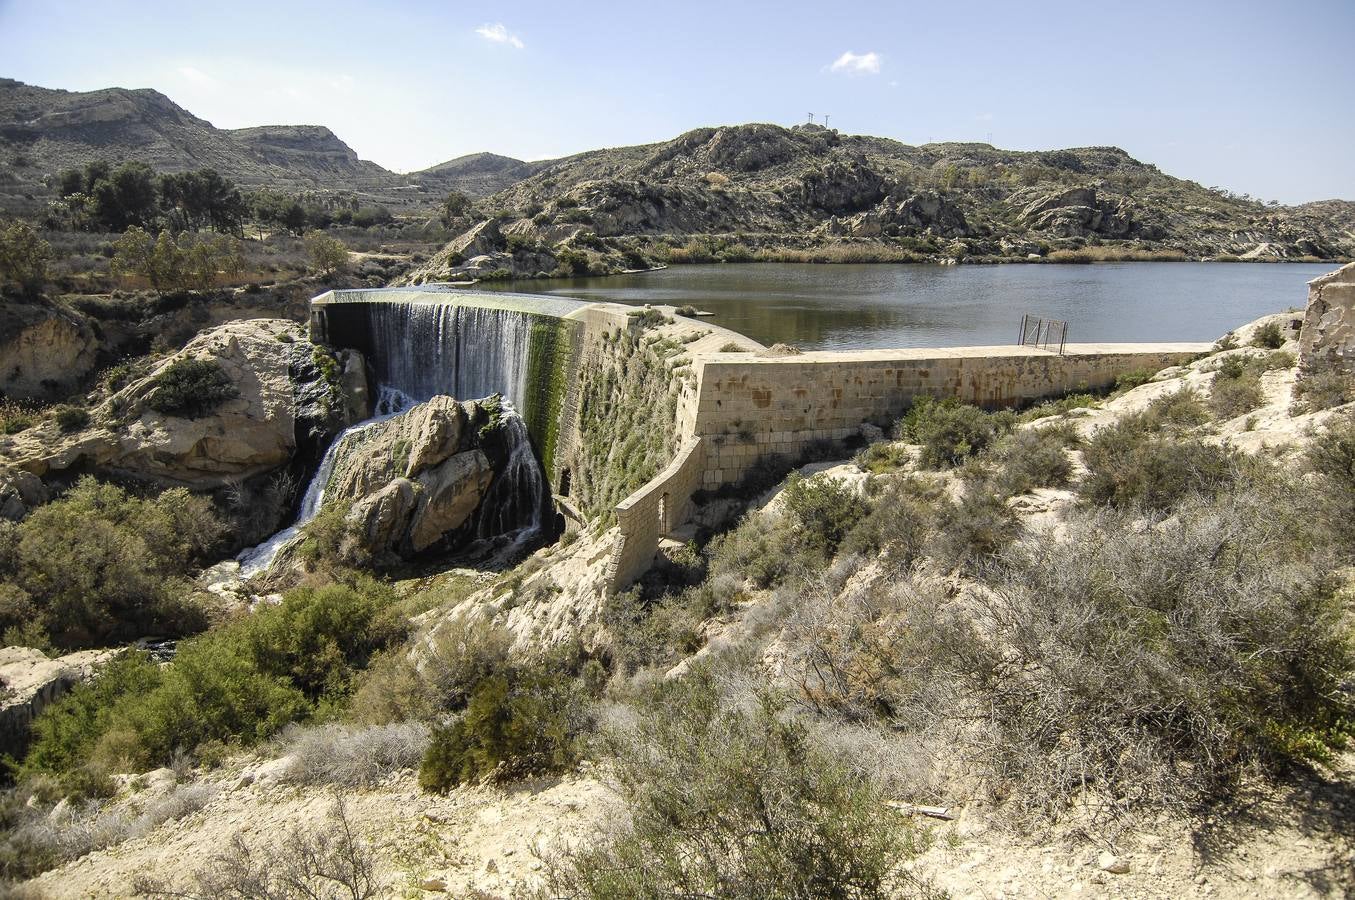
[1018,314,1068,354]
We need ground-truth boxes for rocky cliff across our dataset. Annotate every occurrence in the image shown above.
[404,123,1354,282]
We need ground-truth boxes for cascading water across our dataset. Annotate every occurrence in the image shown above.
[239,297,558,575]
[236,414,389,576]
[360,302,537,414]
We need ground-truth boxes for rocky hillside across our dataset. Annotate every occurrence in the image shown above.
[0,79,542,214]
[404,123,1355,282]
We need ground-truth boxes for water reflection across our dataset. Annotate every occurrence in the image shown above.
[480,262,1332,351]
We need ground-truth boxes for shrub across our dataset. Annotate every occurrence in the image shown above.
[962,492,1354,818]
[349,615,512,724]
[1017,392,1098,422]
[626,307,669,329]
[418,665,591,792]
[148,358,239,418]
[779,473,867,566]
[541,673,932,899]
[0,399,35,434]
[1112,370,1156,393]
[1209,368,1265,419]
[926,489,1019,571]
[282,722,429,786]
[303,230,350,276]
[132,799,375,899]
[898,397,1001,468]
[21,578,403,779]
[1250,320,1285,349]
[1293,360,1355,412]
[705,511,797,590]
[985,425,1077,495]
[0,220,50,294]
[53,405,90,433]
[0,477,223,647]
[1080,420,1241,509]
[855,441,911,474]
[841,476,936,567]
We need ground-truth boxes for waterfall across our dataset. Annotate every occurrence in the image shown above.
[474,410,544,540]
[235,415,388,577]
[358,302,537,413]
[238,298,555,576]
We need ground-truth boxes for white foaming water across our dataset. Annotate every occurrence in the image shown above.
[235,412,391,577]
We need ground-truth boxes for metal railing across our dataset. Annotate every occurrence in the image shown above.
[1018,314,1068,354]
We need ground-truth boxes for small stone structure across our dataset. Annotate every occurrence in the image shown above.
[1299,262,1355,371]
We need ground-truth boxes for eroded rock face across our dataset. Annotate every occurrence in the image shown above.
[0,319,363,491]
[836,191,969,238]
[0,466,47,521]
[322,396,505,559]
[1015,186,1138,238]
[0,298,98,401]
[0,646,116,758]
[1299,262,1355,372]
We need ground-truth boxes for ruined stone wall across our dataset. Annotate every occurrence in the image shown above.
[1299,262,1355,372]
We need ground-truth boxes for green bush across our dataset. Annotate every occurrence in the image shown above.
[1250,320,1285,349]
[1292,361,1354,412]
[779,473,867,565]
[927,490,1019,571]
[20,578,403,781]
[841,476,937,566]
[148,358,239,418]
[0,477,223,647]
[1080,420,1240,509]
[541,673,931,899]
[855,441,911,474]
[1209,368,1265,419]
[53,405,90,433]
[898,397,1002,468]
[418,665,591,792]
[985,425,1077,495]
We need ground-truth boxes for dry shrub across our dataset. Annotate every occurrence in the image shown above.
[539,672,938,899]
[984,424,1078,496]
[963,486,1353,821]
[134,798,375,899]
[350,614,512,724]
[282,723,429,787]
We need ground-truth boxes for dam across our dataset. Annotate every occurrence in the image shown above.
[309,286,1211,589]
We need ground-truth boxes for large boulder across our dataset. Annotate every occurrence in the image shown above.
[0,466,47,521]
[1017,186,1135,238]
[320,396,514,559]
[1299,262,1355,372]
[842,191,969,238]
[0,319,367,490]
[0,297,98,401]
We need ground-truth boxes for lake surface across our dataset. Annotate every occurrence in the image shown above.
[482,262,1335,351]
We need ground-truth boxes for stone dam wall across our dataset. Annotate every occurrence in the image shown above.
[309,287,1209,592]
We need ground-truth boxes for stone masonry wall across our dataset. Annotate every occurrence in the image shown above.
[689,344,1209,489]
[608,437,705,590]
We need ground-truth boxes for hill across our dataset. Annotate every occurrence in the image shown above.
[402,122,1355,282]
[0,79,539,214]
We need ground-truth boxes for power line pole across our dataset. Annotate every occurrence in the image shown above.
[807,112,815,124]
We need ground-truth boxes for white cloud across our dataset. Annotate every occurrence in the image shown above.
[177,65,214,85]
[828,51,881,76]
[476,22,525,49]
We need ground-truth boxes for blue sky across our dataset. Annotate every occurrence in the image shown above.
[2,0,1351,203]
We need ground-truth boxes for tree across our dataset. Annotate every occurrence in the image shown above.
[441,190,474,224]
[160,169,247,234]
[55,160,157,231]
[112,227,242,292]
[0,221,51,295]
[304,230,350,276]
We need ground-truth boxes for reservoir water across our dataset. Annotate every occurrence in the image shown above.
[484,262,1334,351]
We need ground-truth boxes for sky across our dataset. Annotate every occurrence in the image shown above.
[1,0,1351,204]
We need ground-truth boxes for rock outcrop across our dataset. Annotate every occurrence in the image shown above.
[0,466,47,521]
[0,319,366,491]
[0,646,115,757]
[0,297,99,401]
[313,396,532,562]
[1299,262,1355,371]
